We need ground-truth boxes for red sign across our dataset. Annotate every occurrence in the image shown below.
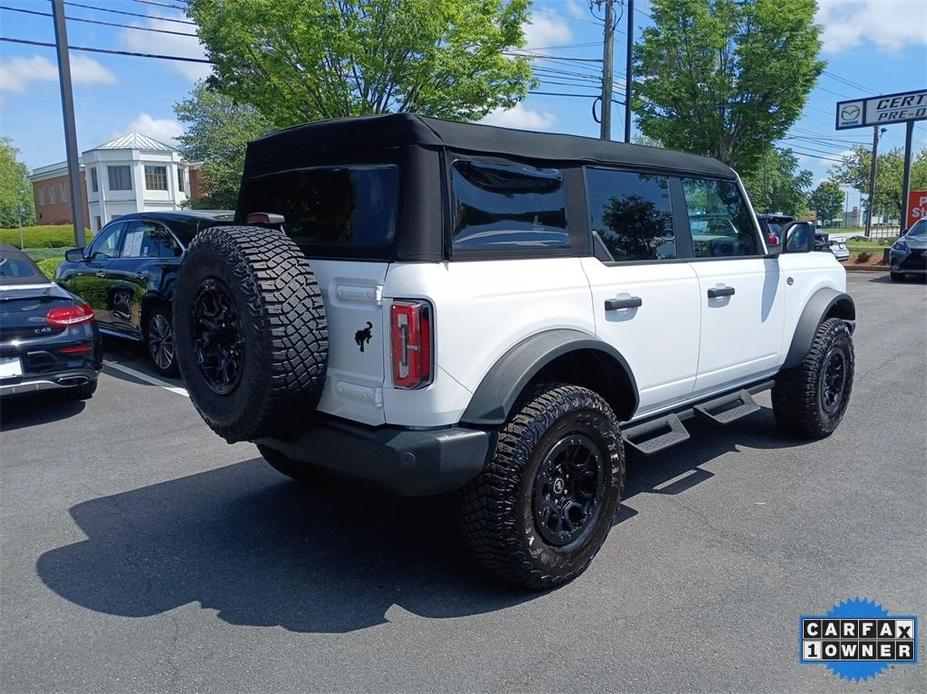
[908,190,927,229]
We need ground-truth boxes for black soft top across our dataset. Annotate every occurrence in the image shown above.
[244,113,736,179]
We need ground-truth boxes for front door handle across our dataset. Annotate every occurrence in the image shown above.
[95,270,106,278]
[707,285,735,298]
[605,296,643,311]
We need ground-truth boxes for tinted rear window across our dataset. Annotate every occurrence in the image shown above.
[239,165,400,250]
[0,252,46,284]
[451,160,569,252]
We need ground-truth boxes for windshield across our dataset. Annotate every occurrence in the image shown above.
[907,219,927,237]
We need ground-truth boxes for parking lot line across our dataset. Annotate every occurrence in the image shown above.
[102,360,189,398]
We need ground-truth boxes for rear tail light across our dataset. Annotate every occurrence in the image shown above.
[46,303,93,327]
[59,342,94,354]
[390,300,432,389]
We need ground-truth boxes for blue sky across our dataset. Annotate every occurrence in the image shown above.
[1,0,925,208]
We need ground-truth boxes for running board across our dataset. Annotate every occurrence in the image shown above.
[623,414,690,455]
[692,389,760,425]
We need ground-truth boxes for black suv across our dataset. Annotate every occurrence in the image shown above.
[57,211,233,375]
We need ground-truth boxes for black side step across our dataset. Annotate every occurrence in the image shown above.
[623,414,690,455]
[693,389,760,425]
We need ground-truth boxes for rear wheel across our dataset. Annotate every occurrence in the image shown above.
[457,383,624,590]
[772,318,854,438]
[145,304,177,377]
[890,270,905,282]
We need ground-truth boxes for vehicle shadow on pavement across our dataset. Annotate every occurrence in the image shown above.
[36,458,533,634]
[0,393,85,432]
[36,407,810,634]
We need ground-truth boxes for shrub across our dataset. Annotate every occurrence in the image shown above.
[0,225,92,248]
[37,256,64,279]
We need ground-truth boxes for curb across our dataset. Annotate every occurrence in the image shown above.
[844,265,889,272]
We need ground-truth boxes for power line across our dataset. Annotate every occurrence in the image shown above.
[528,90,599,98]
[133,0,189,9]
[0,4,198,37]
[0,35,210,62]
[61,1,197,26]
[506,51,603,63]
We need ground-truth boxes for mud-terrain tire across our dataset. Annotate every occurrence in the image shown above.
[772,318,854,439]
[173,225,327,443]
[457,382,624,590]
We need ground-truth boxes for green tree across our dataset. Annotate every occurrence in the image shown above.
[174,83,273,209]
[187,0,534,128]
[741,147,812,217]
[633,0,823,176]
[828,146,927,220]
[0,137,36,229]
[808,180,845,224]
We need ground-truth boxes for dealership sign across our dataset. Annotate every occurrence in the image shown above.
[835,89,927,130]
[906,190,927,229]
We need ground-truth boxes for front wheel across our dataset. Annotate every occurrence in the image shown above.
[457,383,624,590]
[890,271,905,282]
[772,318,854,438]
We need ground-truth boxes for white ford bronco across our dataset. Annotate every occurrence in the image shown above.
[173,114,855,589]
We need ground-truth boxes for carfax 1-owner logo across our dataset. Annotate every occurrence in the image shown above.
[800,598,919,682]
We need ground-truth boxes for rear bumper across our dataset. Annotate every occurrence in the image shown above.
[0,368,97,397]
[257,418,492,496]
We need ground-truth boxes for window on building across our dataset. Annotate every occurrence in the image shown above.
[95,216,102,231]
[585,168,676,262]
[450,160,570,252]
[60,182,67,204]
[144,165,168,191]
[682,178,760,258]
[108,166,132,191]
[91,168,99,193]
[177,167,185,193]
[37,186,45,207]
[49,185,56,205]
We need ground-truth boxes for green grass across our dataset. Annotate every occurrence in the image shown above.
[23,247,66,262]
[36,256,64,279]
[0,225,92,249]
[846,238,897,251]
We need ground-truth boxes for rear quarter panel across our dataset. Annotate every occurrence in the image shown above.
[382,258,595,427]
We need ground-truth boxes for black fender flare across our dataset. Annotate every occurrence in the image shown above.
[782,288,856,369]
[459,329,639,427]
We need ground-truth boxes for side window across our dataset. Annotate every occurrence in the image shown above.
[585,168,675,262]
[682,178,760,258]
[121,221,181,258]
[450,160,569,252]
[88,222,125,260]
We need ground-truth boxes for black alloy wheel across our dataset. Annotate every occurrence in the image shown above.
[819,347,847,415]
[532,433,606,547]
[192,278,244,394]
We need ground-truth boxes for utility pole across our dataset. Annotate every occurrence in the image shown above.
[864,125,882,238]
[900,120,915,231]
[51,0,86,247]
[623,0,633,143]
[599,0,615,140]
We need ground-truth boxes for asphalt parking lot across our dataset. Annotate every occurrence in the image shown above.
[1,271,925,692]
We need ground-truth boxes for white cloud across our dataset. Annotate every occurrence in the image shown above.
[120,15,212,81]
[524,9,574,50]
[0,56,58,91]
[565,0,588,20]
[817,0,927,53]
[481,103,557,130]
[70,55,118,86]
[118,113,185,145]
[0,54,115,92]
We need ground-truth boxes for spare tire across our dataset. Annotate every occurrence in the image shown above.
[173,225,327,443]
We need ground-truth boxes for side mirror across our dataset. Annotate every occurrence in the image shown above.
[65,247,85,262]
[784,222,814,253]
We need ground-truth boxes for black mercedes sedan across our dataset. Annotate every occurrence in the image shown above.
[0,244,102,399]
[55,210,233,376]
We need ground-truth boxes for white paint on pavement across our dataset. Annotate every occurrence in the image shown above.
[103,360,189,398]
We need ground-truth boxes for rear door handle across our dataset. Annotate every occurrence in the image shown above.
[707,286,735,298]
[605,296,643,311]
